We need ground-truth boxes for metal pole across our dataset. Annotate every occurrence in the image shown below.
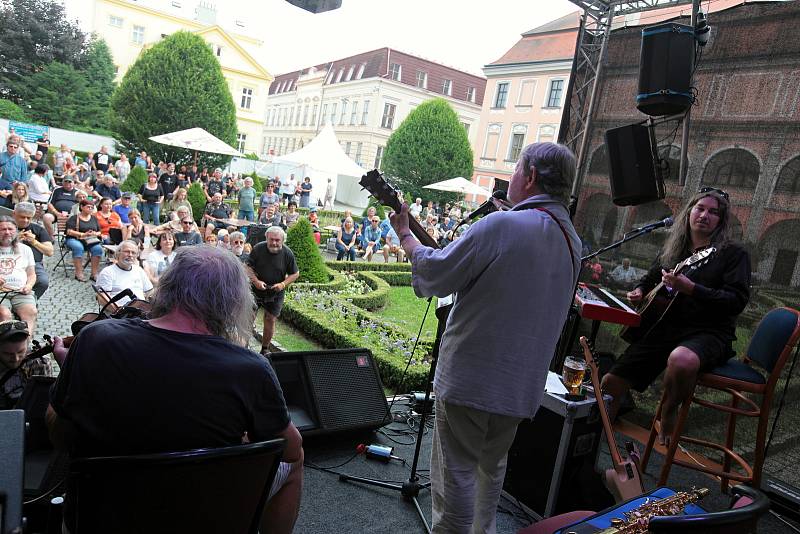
[678,0,700,186]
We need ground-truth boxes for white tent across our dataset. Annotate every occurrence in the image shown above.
[272,124,369,208]
[424,177,491,197]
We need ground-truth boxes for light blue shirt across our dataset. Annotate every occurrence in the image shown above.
[0,151,29,183]
[410,195,580,418]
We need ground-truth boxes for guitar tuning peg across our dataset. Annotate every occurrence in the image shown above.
[43,334,52,343]
[32,340,41,349]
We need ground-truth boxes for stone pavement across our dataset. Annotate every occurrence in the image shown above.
[37,254,102,340]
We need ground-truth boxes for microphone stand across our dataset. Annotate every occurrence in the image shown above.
[582,224,664,262]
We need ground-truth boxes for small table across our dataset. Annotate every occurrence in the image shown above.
[323,225,341,235]
[217,218,255,228]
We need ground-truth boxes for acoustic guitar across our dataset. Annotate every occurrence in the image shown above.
[579,335,645,503]
[620,246,716,343]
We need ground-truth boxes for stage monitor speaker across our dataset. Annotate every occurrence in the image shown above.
[0,410,25,534]
[271,349,390,437]
[284,0,342,13]
[605,123,664,207]
[493,178,509,196]
[637,22,695,116]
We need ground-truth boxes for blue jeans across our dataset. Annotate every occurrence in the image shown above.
[238,209,255,222]
[141,202,160,224]
[336,243,356,261]
[65,237,104,258]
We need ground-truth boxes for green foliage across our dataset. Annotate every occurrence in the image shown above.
[0,0,88,101]
[79,39,116,133]
[286,218,328,283]
[187,182,207,224]
[110,31,237,169]
[382,98,473,203]
[326,260,411,273]
[121,165,147,194]
[244,152,260,160]
[362,198,386,219]
[345,271,391,311]
[0,99,26,120]
[14,62,86,129]
[249,172,264,193]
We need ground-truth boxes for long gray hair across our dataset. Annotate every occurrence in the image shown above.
[148,246,255,346]
[0,216,20,250]
[660,190,732,267]
[518,142,576,203]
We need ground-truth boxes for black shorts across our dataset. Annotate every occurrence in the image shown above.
[610,326,733,392]
[258,294,285,318]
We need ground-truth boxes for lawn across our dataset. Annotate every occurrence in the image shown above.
[254,313,325,352]
[373,286,439,341]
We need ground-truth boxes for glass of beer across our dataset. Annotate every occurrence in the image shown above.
[562,356,587,395]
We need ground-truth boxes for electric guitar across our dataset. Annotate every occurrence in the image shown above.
[620,246,716,343]
[580,335,645,503]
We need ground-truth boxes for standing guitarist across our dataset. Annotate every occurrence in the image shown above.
[602,189,750,446]
[390,142,580,533]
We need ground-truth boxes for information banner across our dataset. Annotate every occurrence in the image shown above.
[8,121,49,143]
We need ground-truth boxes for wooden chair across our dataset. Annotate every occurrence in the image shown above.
[641,307,800,491]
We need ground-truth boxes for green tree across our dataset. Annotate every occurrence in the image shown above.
[382,98,473,203]
[362,198,386,220]
[14,62,87,129]
[187,182,208,224]
[0,99,26,120]
[286,217,328,283]
[0,0,88,101]
[80,39,116,133]
[249,172,264,194]
[121,166,147,194]
[109,31,237,169]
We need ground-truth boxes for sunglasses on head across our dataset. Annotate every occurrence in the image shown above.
[699,186,729,200]
[0,320,27,335]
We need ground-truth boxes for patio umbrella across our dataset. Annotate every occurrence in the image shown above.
[149,127,244,165]
[423,177,491,197]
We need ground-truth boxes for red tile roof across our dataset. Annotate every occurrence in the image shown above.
[488,12,580,66]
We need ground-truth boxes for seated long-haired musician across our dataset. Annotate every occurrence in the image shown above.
[602,187,751,445]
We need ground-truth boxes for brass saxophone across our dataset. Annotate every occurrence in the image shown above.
[567,487,710,534]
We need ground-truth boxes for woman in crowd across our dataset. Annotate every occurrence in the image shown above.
[284,201,300,227]
[123,209,150,249]
[143,231,176,286]
[165,187,192,221]
[299,177,312,208]
[69,190,89,216]
[205,233,218,247]
[10,182,31,207]
[65,199,103,282]
[216,229,232,250]
[258,183,280,220]
[145,156,156,175]
[95,197,123,244]
[336,217,357,261]
[237,177,257,222]
[308,207,321,244]
[138,173,164,224]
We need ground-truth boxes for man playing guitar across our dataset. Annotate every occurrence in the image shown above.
[602,188,751,445]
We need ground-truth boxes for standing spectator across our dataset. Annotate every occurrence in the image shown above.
[53,144,73,177]
[138,173,164,224]
[204,168,225,201]
[13,202,53,299]
[143,231,176,286]
[299,177,312,208]
[84,151,96,172]
[362,216,383,262]
[422,200,436,219]
[114,153,131,184]
[64,200,103,282]
[35,132,50,158]
[113,192,134,224]
[0,138,29,184]
[281,175,296,205]
[165,188,192,221]
[93,146,112,173]
[134,151,147,168]
[0,217,38,335]
[323,178,334,210]
[336,217,357,261]
[246,226,299,353]
[259,183,280,220]
[238,177,257,221]
[159,162,178,200]
[186,164,197,182]
[408,198,423,220]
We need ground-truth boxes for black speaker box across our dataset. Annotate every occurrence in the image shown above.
[270,349,390,437]
[0,410,25,533]
[637,22,695,116]
[605,123,664,206]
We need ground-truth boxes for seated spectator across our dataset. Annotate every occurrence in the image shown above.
[258,183,280,220]
[96,240,153,306]
[113,192,134,224]
[11,180,31,207]
[123,209,150,249]
[259,204,284,228]
[0,217,38,335]
[609,258,638,288]
[165,187,192,221]
[360,207,377,247]
[425,225,439,243]
[336,217,357,261]
[422,200,435,219]
[284,201,300,227]
[362,216,383,262]
[65,200,103,282]
[69,190,89,217]
[114,153,131,184]
[155,205,196,235]
[237,177,257,222]
[217,229,232,250]
[449,203,463,221]
[143,231,176,286]
[382,226,405,263]
[174,216,203,247]
[46,175,79,237]
[0,321,56,409]
[95,197,123,244]
[229,231,248,263]
[205,233,218,247]
[13,202,53,298]
[308,207,321,244]
[203,192,232,238]
[73,163,93,192]
[95,173,122,202]
[409,198,423,219]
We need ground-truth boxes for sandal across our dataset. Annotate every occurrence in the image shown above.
[74,274,86,282]
[89,275,97,282]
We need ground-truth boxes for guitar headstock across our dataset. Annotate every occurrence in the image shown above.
[359,170,402,213]
[579,336,600,376]
[676,246,717,273]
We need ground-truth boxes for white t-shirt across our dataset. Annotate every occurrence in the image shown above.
[28,173,51,202]
[96,264,153,305]
[0,245,35,290]
[144,250,176,278]
[409,203,423,219]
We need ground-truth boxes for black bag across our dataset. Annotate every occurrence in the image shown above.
[80,236,101,248]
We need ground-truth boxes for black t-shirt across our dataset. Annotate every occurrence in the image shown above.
[204,202,231,220]
[36,137,50,155]
[50,318,289,457]
[93,152,111,173]
[139,184,164,203]
[51,187,78,213]
[19,222,52,263]
[246,244,298,301]
[159,174,178,198]
[174,231,202,247]
[206,180,223,197]
[66,214,100,234]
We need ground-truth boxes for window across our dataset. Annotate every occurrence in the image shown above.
[442,79,452,96]
[537,125,555,143]
[330,103,338,124]
[302,105,309,126]
[389,63,401,81]
[236,134,247,153]
[518,80,536,106]
[508,133,525,161]
[109,15,123,28]
[340,100,347,125]
[361,100,370,125]
[494,82,509,108]
[311,104,318,126]
[416,71,427,89]
[381,103,396,129]
[240,87,253,109]
[350,101,358,125]
[321,104,328,125]
[466,86,475,103]
[702,148,760,188]
[374,146,384,169]
[482,125,501,159]
[546,79,564,108]
[346,66,354,81]
[294,106,301,126]
[345,142,352,156]
[132,25,145,45]
[462,122,470,136]
[356,63,366,79]
[776,156,800,194]
[214,45,222,57]
[355,142,363,165]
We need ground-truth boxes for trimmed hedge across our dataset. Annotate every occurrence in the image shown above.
[345,271,391,311]
[373,271,412,286]
[291,267,348,292]
[326,260,411,273]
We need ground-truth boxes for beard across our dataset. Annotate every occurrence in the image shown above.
[232,244,244,256]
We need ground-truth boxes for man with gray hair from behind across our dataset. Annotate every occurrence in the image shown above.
[47,245,304,534]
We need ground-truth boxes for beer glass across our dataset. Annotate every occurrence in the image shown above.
[562,355,587,395]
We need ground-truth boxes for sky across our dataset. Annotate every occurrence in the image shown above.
[64,0,579,76]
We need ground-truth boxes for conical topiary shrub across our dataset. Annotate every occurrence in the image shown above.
[285,217,328,283]
[187,181,207,224]
[121,165,147,194]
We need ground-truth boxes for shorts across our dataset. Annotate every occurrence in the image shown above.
[258,294,285,318]
[0,292,37,311]
[610,325,733,392]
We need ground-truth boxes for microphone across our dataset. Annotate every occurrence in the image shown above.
[632,217,673,233]
[466,190,508,221]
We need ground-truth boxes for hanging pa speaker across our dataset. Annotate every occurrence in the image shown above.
[270,349,390,437]
[605,123,664,206]
[637,22,695,116]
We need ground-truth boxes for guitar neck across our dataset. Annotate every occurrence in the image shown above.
[580,337,625,468]
[408,215,439,249]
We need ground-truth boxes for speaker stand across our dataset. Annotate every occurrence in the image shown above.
[339,300,450,534]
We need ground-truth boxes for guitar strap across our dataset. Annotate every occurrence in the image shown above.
[533,207,577,281]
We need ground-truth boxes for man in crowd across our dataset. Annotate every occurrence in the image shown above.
[281,174,296,205]
[93,145,112,174]
[95,240,153,306]
[0,321,39,409]
[114,153,131,184]
[46,175,79,237]
[203,192,232,238]
[113,192,134,224]
[35,132,50,158]
[174,216,203,247]
[390,143,580,532]
[0,217,39,335]
[609,257,639,288]
[260,204,284,228]
[94,173,122,202]
[382,225,405,263]
[0,138,29,184]
[47,246,304,534]
[159,162,178,201]
[53,144,73,177]
[13,202,53,299]
[408,197,423,220]
[230,231,249,263]
[204,168,226,201]
[246,226,299,354]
